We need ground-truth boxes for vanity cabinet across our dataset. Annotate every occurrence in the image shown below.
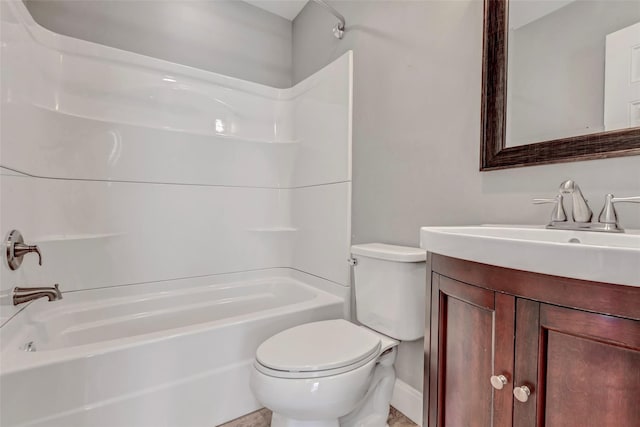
[426,254,640,427]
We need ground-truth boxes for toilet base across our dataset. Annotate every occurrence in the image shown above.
[268,350,397,427]
[340,354,396,427]
[271,413,339,427]
[270,417,390,427]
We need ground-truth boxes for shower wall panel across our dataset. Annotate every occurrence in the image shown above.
[0,1,352,321]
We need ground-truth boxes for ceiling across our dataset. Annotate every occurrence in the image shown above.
[243,0,309,21]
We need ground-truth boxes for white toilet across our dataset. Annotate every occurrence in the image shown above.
[250,243,426,427]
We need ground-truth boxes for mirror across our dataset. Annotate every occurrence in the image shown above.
[480,0,640,170]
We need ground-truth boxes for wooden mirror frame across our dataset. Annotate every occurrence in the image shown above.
[480,0,640,171]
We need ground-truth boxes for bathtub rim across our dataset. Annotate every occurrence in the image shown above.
[0,268,348,374]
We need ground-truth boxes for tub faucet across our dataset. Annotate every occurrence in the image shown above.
[559,180,592,223]
[13,284,62,306]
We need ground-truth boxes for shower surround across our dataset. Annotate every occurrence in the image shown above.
[0,1,352,425]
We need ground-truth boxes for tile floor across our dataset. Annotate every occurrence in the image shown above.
[219,406,417,427]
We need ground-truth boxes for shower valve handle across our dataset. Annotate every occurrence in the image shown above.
[5,230,42,270]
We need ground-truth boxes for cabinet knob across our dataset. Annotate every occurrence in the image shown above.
[490,375,508,390]
[513,385,531,403]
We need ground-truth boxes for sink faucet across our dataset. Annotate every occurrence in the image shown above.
[13,284,62,306]
[535,180,639,233]
[559,180,592,223]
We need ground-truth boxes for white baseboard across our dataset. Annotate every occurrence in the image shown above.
[391,379,423,426]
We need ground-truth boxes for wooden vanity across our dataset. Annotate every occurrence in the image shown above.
[424,253,640,427]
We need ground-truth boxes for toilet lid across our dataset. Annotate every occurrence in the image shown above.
[256,319,381,373]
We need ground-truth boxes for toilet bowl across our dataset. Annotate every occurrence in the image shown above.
[250,319,398,427]
[250,243,426,427]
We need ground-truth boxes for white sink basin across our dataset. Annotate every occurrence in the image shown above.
[420,225,640,287]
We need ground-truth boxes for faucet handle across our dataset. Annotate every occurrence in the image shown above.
[533,195,567,223]
[5,230,42,270]
[598,194,640,226]
[14,243,42,265]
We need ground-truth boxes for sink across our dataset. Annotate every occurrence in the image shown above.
[420,225,640,287]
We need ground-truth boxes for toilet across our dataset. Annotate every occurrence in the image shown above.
[250,243,426,427]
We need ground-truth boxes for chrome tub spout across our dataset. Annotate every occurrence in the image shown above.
[13,284,62,306]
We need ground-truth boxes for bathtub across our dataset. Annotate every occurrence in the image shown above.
[0,269,346,427]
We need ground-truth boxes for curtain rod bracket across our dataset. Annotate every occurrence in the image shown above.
[311,0,346,39]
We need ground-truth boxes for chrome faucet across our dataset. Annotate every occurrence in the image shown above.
[559,179,592,223]
[13,284,62,306]
[535,180,639,233]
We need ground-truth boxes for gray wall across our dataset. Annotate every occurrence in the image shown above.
[507,0,640,146]
[24,0,292,88]
[293,0,640,394]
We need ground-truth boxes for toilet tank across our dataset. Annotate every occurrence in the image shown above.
[351,243,426,341]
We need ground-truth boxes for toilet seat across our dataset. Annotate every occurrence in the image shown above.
[255,319,383,379]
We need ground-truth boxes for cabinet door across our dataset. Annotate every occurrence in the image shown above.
[514,301,640,427]
[429,275,515,427]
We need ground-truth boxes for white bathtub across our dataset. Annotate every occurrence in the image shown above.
[0,269,346,427]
